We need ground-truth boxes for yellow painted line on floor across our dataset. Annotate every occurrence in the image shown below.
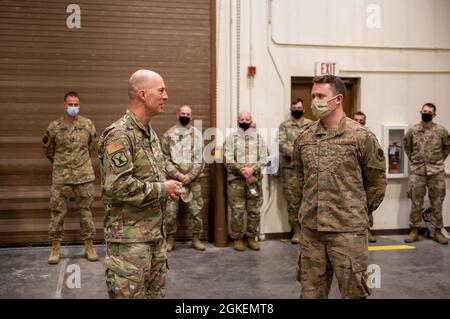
[369,245,416,251]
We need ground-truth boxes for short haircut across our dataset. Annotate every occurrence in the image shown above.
[312,75,346,100]
[291,98,304,105]
[64,91,79,102]
[354,111,366,119]
[422,103,436,112]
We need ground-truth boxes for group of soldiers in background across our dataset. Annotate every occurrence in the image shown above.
[42,70,449,299]
[42,79,207,268]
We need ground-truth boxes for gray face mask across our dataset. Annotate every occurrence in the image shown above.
[311,95,340,119]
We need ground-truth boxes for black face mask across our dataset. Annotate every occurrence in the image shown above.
[179,116,190,126]
[239,122,250,131]
[291,110,303,119]
[421,113,433,122]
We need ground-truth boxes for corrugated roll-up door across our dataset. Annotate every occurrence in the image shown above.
[0,0,214,245]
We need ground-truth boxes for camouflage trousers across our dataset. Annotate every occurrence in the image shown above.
[105,239,167,299]
[281,166,301,228]
[407,172,446,229]
[228,179,263,239]
[297,227,371,299]
[369,214,374,228]
[165,181,203,235]
[48,182,96,241]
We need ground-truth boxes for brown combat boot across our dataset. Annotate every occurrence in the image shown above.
[84,239,98,261]
[291,224,301,244]
[404,228,420,243]
[191,234,206,251]
[166,235,175,252]
[433,229,449,245]
[233,239,245,251]
[48,240,61,264]
[368,230,377,243]
[247,237,260,251]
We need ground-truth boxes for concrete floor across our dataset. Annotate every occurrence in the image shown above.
[0,235,449,299]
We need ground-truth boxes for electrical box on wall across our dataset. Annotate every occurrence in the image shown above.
[247,66,256,77]
[382,125,409,178]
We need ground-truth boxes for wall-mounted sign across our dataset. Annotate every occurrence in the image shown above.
[315,62,339,76]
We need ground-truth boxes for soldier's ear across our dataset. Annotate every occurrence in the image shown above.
[138,90,146,102]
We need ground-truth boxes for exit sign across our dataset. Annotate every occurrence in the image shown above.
[315,62,339,76]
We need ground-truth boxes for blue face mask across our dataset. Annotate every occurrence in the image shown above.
[66,106,79,117]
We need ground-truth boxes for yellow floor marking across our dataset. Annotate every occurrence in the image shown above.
[369,245,416,251]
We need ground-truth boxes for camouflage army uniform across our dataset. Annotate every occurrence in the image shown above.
[293,117,387,299]
[42,115,97,241]
[161,124,204,236]
[404,122,450,230]
[98,110,167,299]
[278,115,313,229]
[223,129,269,239]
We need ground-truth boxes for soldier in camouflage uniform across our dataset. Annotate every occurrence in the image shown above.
[223,111,270,251]
[293,75,387,299]
[98,70,182,299]
[278,98,313,244]
[42,91,99,264]
[161,105,206,252]
[353,111,377,243]
[403,103,450,245]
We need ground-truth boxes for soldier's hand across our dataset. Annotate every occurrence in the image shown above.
[246,175,257,185]
[182,175,191,185]
[177,173,186,183]
[168,193,179,201]
[241,167,254,178]
[165,180,182,200]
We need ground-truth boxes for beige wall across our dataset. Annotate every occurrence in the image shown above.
[217,0,450,233]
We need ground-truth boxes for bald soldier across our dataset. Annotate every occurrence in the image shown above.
[278,98,313,243]
[293,75,387,299]
[42,91,98,264]
[98,70,182,299]
[161,105,206,252]
[223,111,270,251]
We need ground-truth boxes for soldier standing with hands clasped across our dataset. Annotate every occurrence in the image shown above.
[403,103,450,245]
[43,91,99,264]
[161,105,206,252]
[223,111,270,251]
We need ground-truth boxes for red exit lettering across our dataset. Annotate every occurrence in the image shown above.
[321,62,336,75]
